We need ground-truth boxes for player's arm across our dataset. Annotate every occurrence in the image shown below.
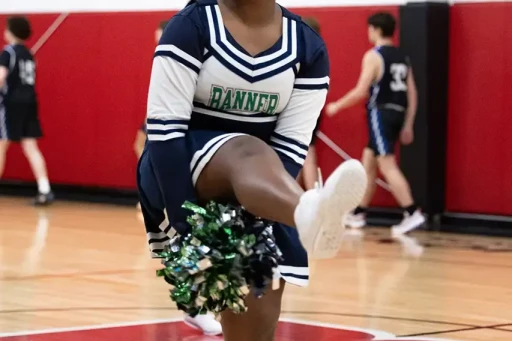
[404,66,418,129]
[145,13,204,233]
[0,49,11,88]
[400,64,418,145]
[271,44,330,178]
[326,50,379,116]
[134,125,146,159]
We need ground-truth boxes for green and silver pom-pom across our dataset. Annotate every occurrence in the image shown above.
[156,201,283,317]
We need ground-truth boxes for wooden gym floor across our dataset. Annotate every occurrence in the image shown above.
[0,197,511,341]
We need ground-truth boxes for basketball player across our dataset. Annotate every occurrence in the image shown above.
[299,17,322,190]
[325,12,424,236]
[0,16,54,205]
[134,18,223,336]
[138,1,367,340]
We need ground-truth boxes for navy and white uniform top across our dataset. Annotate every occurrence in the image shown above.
[0,44,37,103]
[146,0,330,181]
[367,45,409,112]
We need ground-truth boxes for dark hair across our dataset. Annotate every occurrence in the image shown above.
[158,20,168,30]
[367,12,396,38]
[303,17,320,35]
[7,16,32,41]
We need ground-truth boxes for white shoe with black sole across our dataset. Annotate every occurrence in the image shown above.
[391,210,426,237]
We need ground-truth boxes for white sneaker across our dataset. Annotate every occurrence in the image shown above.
[294,159,367,259]
[344,212,367,229]
[391,210,425,237]
[184,313,222,336]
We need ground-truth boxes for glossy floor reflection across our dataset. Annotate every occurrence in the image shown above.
[1,197,511,341]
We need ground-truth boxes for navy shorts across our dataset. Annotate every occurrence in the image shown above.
[367,108,405,156]
[137,129,309,287]
[1,101,42,141]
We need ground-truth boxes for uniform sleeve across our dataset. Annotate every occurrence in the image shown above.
[270,44,330,177]
[146,14,203,140]
[0,47,13,70]
[144,13,204,235]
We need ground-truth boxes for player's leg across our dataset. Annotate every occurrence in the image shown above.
[377,155,413,207]
[19,102,53,204]
[345,148,377,228]
[21,138,52,199]
[143,133,365,340]
[194,134,367,253]
[0,139,9,177]
[371,109,424,235]
[220,280,285,341]
[301,145,319,190]
[0,101,12,177]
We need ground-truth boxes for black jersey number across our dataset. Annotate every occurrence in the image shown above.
[390,63,407,92]
[19,60,36,85]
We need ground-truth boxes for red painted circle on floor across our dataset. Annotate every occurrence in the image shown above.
[0,320,462,341]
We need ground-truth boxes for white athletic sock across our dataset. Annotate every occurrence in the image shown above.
[293,190,321,251]
[37,177,51,194]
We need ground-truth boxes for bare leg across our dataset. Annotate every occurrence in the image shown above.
[301,145,318,190]
[196,136,303,227]
[220,280,285,341]
[360,148,378,207]
[0,139,9,178]
[196,138,297,340]
[377,155,413,207]
[21,139,51,194]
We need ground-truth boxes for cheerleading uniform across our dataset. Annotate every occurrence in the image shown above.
[137,0,330,287]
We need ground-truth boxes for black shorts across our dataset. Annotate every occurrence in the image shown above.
[1,101,42,142]
[367,108,405,155]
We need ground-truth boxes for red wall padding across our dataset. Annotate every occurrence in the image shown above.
[446,2,512,215]
[4,3,509,214]
[0,6,399,207]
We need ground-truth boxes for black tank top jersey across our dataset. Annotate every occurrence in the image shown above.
[0,44,37,103]
[367,45,410,111]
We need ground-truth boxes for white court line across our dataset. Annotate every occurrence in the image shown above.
[0,316,464,340]
[0,318,182,338]
[280,317,394,338]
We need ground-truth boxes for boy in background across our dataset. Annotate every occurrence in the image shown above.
[0,16,54,205]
